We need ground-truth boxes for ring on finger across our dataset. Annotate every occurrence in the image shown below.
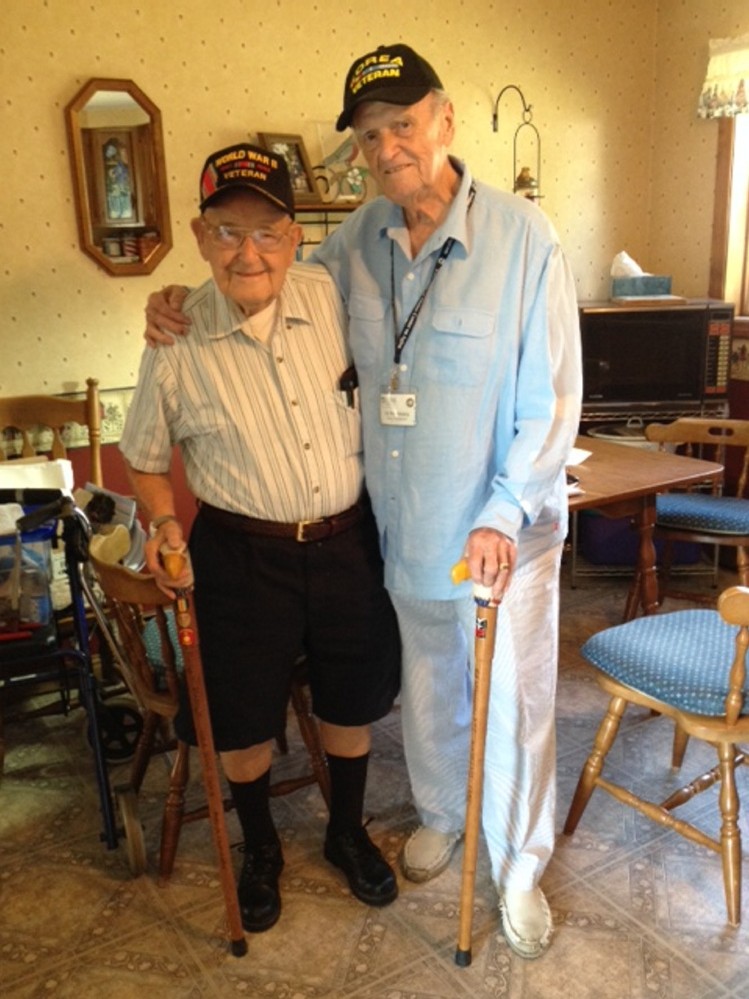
[499,562,510,571]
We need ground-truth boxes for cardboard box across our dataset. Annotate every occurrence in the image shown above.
[578,510,700,566]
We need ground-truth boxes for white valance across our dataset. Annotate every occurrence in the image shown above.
[697,34,749,118]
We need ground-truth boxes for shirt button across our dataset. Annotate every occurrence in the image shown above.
[313,485,320,493]
[407,272,415,281]
[276,356,284,363]
[291,399,299,406]
[391,450,399,458]
[400,363,408,372]
[304,443,311,450]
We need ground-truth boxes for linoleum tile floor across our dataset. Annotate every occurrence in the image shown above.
[3,561,749,998]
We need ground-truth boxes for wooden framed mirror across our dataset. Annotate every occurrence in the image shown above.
[65,78,172,276]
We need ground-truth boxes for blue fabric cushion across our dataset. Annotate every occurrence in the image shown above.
[581,609,749,716]
[142,609,184,675]
[656,493,749,534]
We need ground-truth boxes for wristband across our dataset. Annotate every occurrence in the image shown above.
[148,514,178,539]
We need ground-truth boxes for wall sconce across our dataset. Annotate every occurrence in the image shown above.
[491,84,543,202]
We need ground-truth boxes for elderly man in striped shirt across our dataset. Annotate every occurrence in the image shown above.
[119,143,400,935]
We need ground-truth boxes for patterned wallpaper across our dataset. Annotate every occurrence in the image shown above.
[1,0,747,402]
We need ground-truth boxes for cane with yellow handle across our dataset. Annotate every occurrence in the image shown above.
[162,548,248,958]
[451,558,500,968]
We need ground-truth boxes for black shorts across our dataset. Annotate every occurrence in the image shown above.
[177,502,401,752]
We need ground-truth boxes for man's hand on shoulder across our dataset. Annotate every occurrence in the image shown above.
[144,285,191,348]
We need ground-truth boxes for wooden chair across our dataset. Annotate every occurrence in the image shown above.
[564,585,749,926]
[0,377,103,486]
[88,554,331,878]
[645,417,749,603]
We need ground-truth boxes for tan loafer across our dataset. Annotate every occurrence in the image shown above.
[499,886,553,959]
[400,826,462,883]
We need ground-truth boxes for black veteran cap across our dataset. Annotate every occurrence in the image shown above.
[199,142,295,216]
[336,43,443,131]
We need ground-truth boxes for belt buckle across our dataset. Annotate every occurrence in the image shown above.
[295,518,323,542]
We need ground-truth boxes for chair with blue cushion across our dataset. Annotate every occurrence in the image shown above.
[563,585,749,925]
[645,417,749,604]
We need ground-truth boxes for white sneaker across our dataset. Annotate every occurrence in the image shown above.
[400,826,462,883]
[499,886,553,959]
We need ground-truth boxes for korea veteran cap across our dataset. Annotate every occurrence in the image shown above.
[336,44,443,131]
[198,142,295,216]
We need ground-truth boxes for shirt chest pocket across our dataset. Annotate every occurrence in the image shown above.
[347,294,389,373]
[326,393,363,457]
[422,307,495,386]
[176,397,228,440]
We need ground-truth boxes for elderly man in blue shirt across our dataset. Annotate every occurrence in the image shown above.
[144,42,581,959]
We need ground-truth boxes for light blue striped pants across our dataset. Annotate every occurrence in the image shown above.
[390,543,561,890]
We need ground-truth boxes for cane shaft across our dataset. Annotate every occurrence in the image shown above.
[165,553,247,956]
[456,601,498,964]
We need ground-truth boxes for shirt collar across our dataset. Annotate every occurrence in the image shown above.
[206,271,313,341]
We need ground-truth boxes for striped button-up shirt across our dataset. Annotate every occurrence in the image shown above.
[119,264,363,522]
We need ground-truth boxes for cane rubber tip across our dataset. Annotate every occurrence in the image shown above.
[231,937,248,957]
[455,947,472,967]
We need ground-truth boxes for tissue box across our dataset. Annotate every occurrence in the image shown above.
[611,275,672,298]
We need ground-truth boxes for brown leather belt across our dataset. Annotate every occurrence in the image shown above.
[199,500,365,543]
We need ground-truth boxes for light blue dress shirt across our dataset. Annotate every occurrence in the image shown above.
[312,160,582,600]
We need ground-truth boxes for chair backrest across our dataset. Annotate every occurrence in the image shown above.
[717,585,749,725]
[0,377,103,486]
[89,554,179,718]
[645,418,749,498]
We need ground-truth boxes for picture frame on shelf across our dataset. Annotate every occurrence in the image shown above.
[313,122,370,204]
[257,132,319,204]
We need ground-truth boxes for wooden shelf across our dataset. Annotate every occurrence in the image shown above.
[294,201,361,214]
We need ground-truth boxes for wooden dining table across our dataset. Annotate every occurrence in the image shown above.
[567,434,724,619]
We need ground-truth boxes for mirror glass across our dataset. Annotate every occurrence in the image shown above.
[65,78,172,275]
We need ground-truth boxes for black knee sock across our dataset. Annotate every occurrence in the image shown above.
[326,752,369,836]
[227,771,277,851]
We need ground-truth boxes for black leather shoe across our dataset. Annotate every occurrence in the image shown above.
[324,826,398,906]
[237,841,284,932]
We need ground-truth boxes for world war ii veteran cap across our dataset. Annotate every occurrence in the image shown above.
[199,142,295,217]
[336,44,443,131]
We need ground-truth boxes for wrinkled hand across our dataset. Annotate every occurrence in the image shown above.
[144,285,190,347]
[145,519,193,597]
[464,527,517,603]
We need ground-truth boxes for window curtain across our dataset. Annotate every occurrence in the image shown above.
[697,34,749,118]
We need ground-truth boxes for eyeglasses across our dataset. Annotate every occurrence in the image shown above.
[201,220,290,252]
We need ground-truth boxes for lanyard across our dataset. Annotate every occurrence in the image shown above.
[389,181,476,388]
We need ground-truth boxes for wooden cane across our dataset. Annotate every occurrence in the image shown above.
[452,558,500,968]
[163,550,248,958]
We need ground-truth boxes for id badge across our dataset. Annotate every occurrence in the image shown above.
[380,389,417,426]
